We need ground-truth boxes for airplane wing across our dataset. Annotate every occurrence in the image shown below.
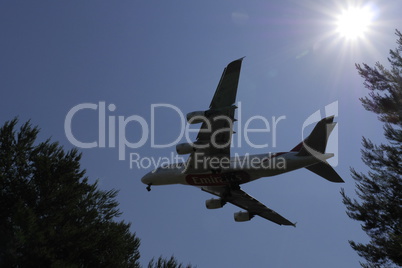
[209,57,243,109]
[184,58,243,173]
[201,186,296,226]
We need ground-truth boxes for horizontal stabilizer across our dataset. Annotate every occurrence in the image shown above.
[306,161,344,183]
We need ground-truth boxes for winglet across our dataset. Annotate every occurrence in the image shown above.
[228,57,245,65]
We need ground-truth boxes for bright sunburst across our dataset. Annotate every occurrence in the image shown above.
[336,6,373,40]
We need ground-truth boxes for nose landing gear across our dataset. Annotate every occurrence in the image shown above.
[146,184,152,192]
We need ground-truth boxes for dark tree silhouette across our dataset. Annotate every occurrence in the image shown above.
[341,30,402,267]
[148,255,194,268]
[0,118,141,267]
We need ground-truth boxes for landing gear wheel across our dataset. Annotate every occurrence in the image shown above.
[146,184,152,192]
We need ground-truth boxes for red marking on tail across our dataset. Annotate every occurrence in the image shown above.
[291,142,303,152]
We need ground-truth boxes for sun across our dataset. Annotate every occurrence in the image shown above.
[336,6,373,40]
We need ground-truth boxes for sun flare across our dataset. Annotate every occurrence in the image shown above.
[336,6,373,40]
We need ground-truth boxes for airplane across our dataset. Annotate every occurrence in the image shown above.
[141,58,344,226]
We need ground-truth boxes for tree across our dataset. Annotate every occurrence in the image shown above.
[0,118,141,267]
[0,118,195,267]
[148,256,194,268]
[341,30,402,267]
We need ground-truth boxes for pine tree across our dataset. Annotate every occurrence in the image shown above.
[148,256,194,268]
[341,30,402,267]
[0,118,141,267]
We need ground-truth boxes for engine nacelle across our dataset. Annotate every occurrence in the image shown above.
[205,198,226,209]
[176,143,194,155]
[234,211,253,222]
[186,111,207,124]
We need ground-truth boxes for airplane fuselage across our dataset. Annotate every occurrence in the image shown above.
[141,151,334,188]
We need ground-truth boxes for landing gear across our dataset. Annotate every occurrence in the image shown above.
[146,184,152,192]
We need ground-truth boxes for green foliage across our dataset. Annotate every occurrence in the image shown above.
[341,30,402,267]
[148,256,194,268]
[0,118,141,267]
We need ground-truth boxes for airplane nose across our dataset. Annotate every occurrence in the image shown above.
[141,174,149,184]
[141,172,151,185]
[141,172,155,191]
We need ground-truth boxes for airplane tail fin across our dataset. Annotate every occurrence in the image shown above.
[291,116,344,183]
[291,116,336,156]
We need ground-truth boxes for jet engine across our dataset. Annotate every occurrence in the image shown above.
[186,111,207,124]
[234,211,253,222]
[205,198,226,209]
[176,143,194,155]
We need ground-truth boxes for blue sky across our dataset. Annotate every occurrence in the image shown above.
[1,1,401,267]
